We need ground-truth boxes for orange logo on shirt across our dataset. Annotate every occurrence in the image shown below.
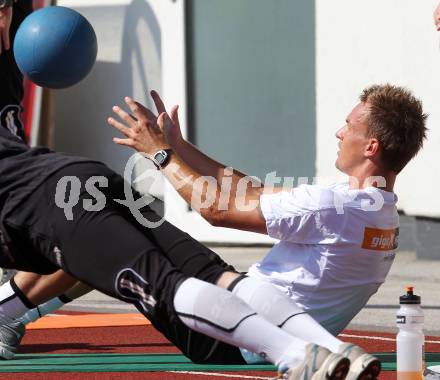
[361,227,399,251]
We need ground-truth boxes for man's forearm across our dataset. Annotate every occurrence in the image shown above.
[171,138,260,188]
[161,151,222,221]
[160,151,266,233]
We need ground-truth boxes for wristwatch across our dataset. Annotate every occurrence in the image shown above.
[150,149,173,170]
[0,0,16,8]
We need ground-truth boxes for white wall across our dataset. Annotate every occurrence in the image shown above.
[52,0,440,243]
[316,0,440,217]
[54,0,186,200]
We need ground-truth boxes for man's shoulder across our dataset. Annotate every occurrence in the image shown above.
[293,183,397,216]
[295,182,347,194]
[292,182,348,210]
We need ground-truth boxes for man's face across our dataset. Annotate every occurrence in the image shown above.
[335,102,373,174]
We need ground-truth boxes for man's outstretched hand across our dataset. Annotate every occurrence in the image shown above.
[108,91,183,158]
[0,6,12,55]
[108,96,173,157]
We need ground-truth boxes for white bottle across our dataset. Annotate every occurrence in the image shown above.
[396,286,424,380]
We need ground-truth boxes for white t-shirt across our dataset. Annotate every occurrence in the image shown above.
[248,182,399,335]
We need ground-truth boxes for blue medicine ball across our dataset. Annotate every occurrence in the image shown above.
[14,6,97,89]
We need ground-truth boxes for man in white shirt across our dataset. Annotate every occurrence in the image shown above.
[108,83,425,364]
[251,181,399,335]
[111,84,422,336]
[0,84,427,380]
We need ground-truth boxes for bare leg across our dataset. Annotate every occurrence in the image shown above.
[14,270,78,305]
[8,272,93,327]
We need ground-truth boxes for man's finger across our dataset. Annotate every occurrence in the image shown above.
[124,97,144,120]
[113,137,135,147]
[112,105,137,128]
[169,105,180,126]
[157,112,172,132]
[125,96,156,125]
[157,112,165,129]
[107,117,132,137]
[124,98,162,134]
[131,99,156,121]
[150,90,166,114]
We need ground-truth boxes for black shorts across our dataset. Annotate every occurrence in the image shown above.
[2,162,245,364]
[0,0,33,142]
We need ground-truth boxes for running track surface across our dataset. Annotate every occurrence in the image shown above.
[1,312,439,380]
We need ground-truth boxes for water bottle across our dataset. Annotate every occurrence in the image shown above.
[396,286,424,380]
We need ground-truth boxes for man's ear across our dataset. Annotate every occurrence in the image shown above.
[365,138,380,157]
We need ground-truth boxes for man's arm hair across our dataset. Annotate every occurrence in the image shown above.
[161,151,268,234]
[172,137,257,184]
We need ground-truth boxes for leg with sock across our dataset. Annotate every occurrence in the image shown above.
[173,277,349,379]
[228,275,381,380]
[0,272,92,359]
[19,293,72,324]
[229,275,343,352]
[20,281,92,325]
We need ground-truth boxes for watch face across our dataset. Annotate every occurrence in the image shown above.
[158,153,166,164]
[153,149,171,168]
[154,151,167,165]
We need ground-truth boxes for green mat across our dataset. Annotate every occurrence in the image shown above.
[0,354,275,373]
[0,352,439,373]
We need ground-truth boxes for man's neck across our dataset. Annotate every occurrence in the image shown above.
[348,167,396,192]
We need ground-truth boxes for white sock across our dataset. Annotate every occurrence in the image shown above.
[0,280,33,322]
[174,278,308,371]
[19,296,67,325]
[231,276,343,353]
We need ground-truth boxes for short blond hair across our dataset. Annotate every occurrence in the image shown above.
[360,84,427,173]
